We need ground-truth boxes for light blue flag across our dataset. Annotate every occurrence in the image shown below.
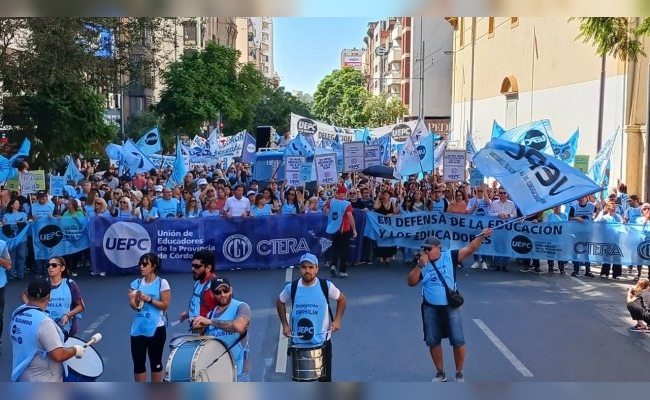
[241,133,257,163]
[0,220,31,251]
[588,129,618,200]
[32,216,89,259]
[207,128,219,155]
[166,136,187,189]
[121,139,157,176]
[64,156,84,183]
[331,134,344,172]
[549,129,579,165]
[284,134,315,158]
[0,137,31,182]
[370,133,391,165]
[135,127,162,156]
[473,138,601,216]
[491,120,506,139]
[466,127,478,159]
[496,119,555,156]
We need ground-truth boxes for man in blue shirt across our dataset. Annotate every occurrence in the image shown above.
[407,228,493,382]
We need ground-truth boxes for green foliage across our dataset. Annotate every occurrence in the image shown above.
[123,108,164,143]
[363,94,408,127]
[571,17,648,61]
[156,42,266,137]
[313,67,369,126]
[252,84,313,134]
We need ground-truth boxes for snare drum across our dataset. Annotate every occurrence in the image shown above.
[290,343,325,381]
[63,336,104,382]
[164,336,237,382]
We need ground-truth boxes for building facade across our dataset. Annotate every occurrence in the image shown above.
[249,17,275,80]
[448,17,650,194]
[340,48,365,71]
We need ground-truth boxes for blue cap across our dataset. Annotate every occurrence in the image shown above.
[299,253,319,266]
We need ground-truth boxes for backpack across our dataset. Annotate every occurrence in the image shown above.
[290,277,334,321]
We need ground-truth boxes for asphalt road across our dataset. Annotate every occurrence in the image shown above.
[0,260,647,382]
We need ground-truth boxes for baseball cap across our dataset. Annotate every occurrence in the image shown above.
[155,185,163,192]
[36,190,47,197]
[299,253,319,266]
[28,278,52,299]
[197,178,208,186]
[337,185,347,194]
[210,276,231,292]
[423,237,442,248]
[247,190,256,196]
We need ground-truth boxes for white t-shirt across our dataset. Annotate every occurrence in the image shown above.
[19,319,64,382]
[224,196,251,217]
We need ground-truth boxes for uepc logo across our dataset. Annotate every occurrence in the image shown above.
[297,118,317,136]
[522,129,547,151]
[391,124,412,143]
[222,234,252,263]
[103,222,152,268]
[38,225,64,248]
[145,131,158,145]
[296,318,315,340]
[511,235,533,255]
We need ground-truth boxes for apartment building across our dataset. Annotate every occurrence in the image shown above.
[340,48,365,71]
[364,17,453,135]
[446,17,650,193]
[249,17,275,80]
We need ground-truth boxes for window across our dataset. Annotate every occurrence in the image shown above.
[488,17,495,37]
[183,22,197,46]
[130,96,144,115]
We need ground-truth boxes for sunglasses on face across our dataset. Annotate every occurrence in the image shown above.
[191,263,204,269]
[47,263,61,268]
[499,192,507,195]
[213,287,231,295]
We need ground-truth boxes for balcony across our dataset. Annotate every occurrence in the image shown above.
[391,25,402,42]
[386,46,402,65]
[385,69,401,87]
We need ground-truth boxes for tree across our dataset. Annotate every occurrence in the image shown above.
[363,94,408,127]
[313,67,369,127]
[124,108,162,142]
[156,42,266,137]
[251,84,313,133]
[572,17,649,61]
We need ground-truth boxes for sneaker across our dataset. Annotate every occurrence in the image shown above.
[99,272,107,277]
[584,273,595,278]
[532,268,542,274]
[470,262,480,269]
[338,272,349,278]
[90,271,99,276]
[520,267,531,273]
[481,261,488,270]
[71,272,78,277]
[454,371,465,382]
[330,266,337,277]
[571,272,578,277]
[432,370,446,382]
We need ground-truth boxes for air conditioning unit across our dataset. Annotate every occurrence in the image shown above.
[106,93,122,110]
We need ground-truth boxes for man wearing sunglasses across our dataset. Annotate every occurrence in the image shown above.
[192,276,251,381]
[178,250,217,326]
[407,228,493,382]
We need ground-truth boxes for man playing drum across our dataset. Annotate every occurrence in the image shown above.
[10,278,87,382]
[178,250,217,327]
[192,276,251,381]
[276,253,347,382]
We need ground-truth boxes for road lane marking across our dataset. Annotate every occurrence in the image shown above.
[473,318,534,378]
[275,267,294,373]
[80,313,110,340]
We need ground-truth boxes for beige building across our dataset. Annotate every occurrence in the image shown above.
[235,18,257,66]
[448,17,649,196]
[340,48,365,71]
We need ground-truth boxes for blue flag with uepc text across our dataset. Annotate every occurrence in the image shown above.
[473,138,600,216]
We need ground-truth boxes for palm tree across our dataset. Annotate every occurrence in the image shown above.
[572,17,648,61]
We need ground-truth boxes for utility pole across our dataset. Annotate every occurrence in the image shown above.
[645,62,650,202]
[596,53,606,152]
[419,40,425,118]
[469,17,476,136]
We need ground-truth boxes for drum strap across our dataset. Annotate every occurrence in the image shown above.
[290,278,334,321]
[203,331,248,370]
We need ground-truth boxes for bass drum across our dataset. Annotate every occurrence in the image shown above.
[164,336,236,382]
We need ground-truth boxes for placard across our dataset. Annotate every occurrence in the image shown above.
[443,150,466,182]
[300,163,312,183]
[20,172,38,194]
[343,141,365,172]
[284,155,305,186]
[574,154,590,174]
[364,145,381,167]
[50,176,66,196]
[468,168,484,187]
[314,154,338,186]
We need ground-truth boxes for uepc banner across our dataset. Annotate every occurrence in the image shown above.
[90,212,365,274]
[364,211,650,265]
[32,217,90,259]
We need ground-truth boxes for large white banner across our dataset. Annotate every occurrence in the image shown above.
[343,142,365,172]
[367,119,428,145]
[314,153,338,186]
[290,113,356,146]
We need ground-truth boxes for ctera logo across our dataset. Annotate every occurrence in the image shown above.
[522,129,547,151]
[222,234,252,263]
[391,124,412,143]
[2,222,27,239]
[637,240,650,260]
[296,118,318,136]
[296,318,315,341]
[511,235,533,254]
[103,222,151,268]
[38,225,64,248]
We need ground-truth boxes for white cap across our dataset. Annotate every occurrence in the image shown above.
[197,178,208,186]
[247,190,256,196]
[155,185,163,192]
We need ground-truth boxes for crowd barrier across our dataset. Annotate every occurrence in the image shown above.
[3,211,650,274]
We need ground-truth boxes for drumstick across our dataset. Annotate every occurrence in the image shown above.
[170,320,182,327]
[83,333,102,348]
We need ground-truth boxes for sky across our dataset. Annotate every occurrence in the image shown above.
[274,18,379,95]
